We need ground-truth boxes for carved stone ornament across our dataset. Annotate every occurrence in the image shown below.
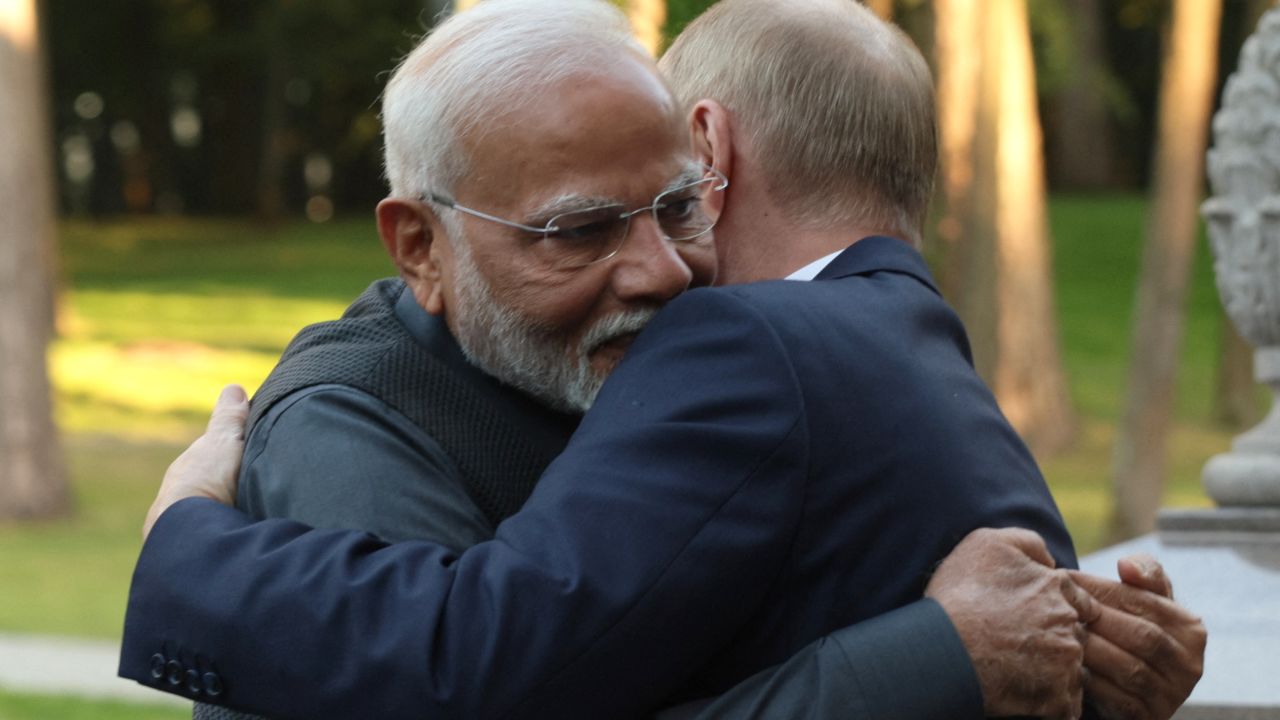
[1202,7,1280,506]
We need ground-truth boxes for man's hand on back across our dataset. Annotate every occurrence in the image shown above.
[1070,556,1206,720]
[143,385,249,539]
[926,527,1093,720]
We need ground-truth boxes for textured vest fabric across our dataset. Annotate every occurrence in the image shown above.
[245,277,564,528]
[196,282,571,720]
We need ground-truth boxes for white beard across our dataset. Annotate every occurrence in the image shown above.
[448,238,657,413]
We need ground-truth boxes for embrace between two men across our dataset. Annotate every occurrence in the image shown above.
[122,1,1205,718]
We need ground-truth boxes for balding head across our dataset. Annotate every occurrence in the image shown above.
[661,0,936,243]
[382,0,650,200]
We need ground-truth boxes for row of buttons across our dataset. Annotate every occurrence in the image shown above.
[150,653,224,697]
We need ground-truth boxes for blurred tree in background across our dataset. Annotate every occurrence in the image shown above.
[0,0,69,519]
[47,0,428,219]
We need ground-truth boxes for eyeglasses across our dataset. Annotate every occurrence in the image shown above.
[426,165,728,270]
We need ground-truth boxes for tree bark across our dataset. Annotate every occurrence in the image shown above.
[1048,0,1115,189]
[1108,0,1222,541]
[0,0,70,520]
[627,0,667,57]
[932,0,981,295]
[954,0,1076,457]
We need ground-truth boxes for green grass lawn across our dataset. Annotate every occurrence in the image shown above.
[0,688,186,720]
[0,199,1243,649]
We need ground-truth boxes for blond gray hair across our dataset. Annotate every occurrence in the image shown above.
[660,0,936,241]
[382,0,646,199]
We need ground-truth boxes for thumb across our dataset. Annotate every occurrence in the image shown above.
[1117,554,1174,599]
[207,384,250,440]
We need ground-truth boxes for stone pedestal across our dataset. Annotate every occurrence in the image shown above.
[1081,8,1280,717]
[1081,509,1280,719]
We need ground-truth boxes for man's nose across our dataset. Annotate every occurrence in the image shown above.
[608,214,694,302]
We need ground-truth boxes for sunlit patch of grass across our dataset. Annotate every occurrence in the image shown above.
[0,688,188,720]
[63,290,347,353]
[50,339,279,441]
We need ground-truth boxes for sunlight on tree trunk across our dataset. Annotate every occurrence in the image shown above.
[1107,0,1222,541]
[986,0,1076,456]
[0,0,70,520]
[932,0,981,286]
[865,0,893,21]
[627,0,666,57]
[951,0,1075,457]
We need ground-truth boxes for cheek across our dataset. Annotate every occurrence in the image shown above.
[677,242,719,288]
[491,264,608,336]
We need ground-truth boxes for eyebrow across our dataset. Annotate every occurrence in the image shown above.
[524,194,617,227]
[523,162,707,226]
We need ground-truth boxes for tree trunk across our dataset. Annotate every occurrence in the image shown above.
[627,0,667,57]
[932,0,981,295]
[954,0,1076,457]
[1048,0,1114,189]
[1107,0,1222,541]
[256,6,288,223]
[1214,317,1259,429]
[866,0,893,21]
[0,0,70,520]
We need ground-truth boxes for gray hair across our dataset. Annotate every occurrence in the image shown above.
[382,0,647,199]
[660,0,937,242]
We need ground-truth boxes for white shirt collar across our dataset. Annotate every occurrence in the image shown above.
[784,249,844,281]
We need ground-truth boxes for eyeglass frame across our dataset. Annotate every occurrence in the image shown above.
[422,164,728,268]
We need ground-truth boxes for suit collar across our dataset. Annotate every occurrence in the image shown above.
[813,236,940,295]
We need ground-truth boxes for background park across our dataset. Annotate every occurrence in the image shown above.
[0,0,1274,716]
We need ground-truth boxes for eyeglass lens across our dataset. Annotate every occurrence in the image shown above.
[542,176,720,269]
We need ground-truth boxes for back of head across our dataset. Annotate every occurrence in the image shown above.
[382,0,647,200]
[660,0,936,242]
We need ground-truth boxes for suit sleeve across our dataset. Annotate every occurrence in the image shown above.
[120,289,811,720]
[662,599,984,720]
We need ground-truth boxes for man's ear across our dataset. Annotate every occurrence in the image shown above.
[376,198,447,316]
[689,99,733,218]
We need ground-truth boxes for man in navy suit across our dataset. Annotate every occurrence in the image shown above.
[121,0,1204,718]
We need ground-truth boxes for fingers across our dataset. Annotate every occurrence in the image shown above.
[207,384,250,440]
[1062,573,1100,625]
[1069,571,1202,645]
[1088,600,1200,685]
[1085,669,1152,720]
[1117,554,1173,599]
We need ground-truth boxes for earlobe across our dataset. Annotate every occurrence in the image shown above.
[376,198,447,316]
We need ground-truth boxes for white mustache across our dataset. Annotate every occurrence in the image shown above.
[580,308,660,356]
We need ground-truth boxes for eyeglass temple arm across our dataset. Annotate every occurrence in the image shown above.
[427,193,555,234]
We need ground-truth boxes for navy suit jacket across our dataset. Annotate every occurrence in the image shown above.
[121,236,1074,718]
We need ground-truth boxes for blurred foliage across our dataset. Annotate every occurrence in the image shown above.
[47,0,430,217]
[44,0,1266,218]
